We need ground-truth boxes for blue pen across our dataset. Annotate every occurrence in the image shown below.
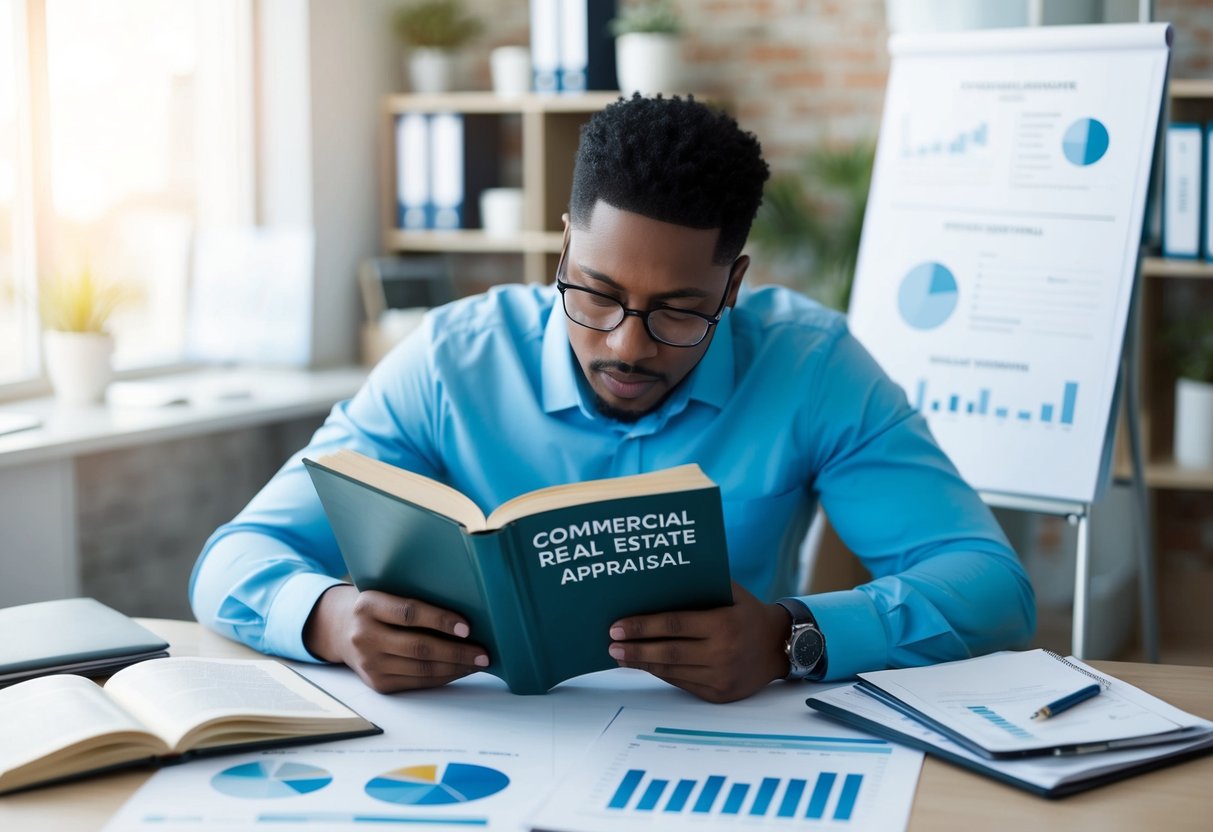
[1031,683,1102,720]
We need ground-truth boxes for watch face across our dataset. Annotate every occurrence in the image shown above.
[792,629,824,669]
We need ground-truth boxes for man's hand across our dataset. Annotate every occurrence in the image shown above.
[607,581,791,703]
[303,585,490,693]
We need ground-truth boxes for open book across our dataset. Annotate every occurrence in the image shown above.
[0,657,379,795]
[304,451,734,695]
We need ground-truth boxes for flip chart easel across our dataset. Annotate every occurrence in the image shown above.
[847,24,1171,659]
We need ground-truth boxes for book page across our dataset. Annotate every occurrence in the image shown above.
[0,674,159,774]
[487,464,714,529]
[310,450,488,531]
[103,658,360,751]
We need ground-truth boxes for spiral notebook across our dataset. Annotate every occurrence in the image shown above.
[808,650,1211,760]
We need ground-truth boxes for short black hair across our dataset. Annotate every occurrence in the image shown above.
[569,94,770,265]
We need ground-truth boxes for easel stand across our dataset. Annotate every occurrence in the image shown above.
[980,334,1159,662]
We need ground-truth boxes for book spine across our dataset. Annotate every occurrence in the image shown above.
[468,532,549,695]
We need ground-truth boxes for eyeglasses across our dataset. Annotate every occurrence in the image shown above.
[554,238,735,348]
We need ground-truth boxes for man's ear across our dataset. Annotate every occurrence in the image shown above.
[725,255,750,309]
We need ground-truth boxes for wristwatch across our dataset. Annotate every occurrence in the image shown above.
[775,598,826,681]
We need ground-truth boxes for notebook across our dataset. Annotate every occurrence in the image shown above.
[0,598,170,687]
[806,680,1213,798]
[813,650,1209,759]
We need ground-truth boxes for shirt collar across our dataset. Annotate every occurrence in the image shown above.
[540,292,736,418]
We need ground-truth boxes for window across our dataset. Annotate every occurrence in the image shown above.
[0,0,253,389]
[0,0,36,384]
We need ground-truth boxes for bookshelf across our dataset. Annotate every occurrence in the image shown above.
[1130,80,1213,491]
[378,92,622,285]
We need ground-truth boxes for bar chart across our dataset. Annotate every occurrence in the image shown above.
[607,767,866,821]
[529,709,924,831]
[914,378,1079,426]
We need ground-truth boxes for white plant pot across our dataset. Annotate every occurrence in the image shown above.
[43,330,114,405]
[407,48,457,94]
[1174,377,1213,469]
[615,33,683,97]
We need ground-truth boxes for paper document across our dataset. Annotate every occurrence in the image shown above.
[527,706,923,832]
[856,650,1201,756]
[808,684,1213,797]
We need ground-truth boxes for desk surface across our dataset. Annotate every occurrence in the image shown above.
[2,620,1211,830]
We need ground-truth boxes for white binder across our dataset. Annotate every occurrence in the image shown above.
[531,0,561,93]
[429,113,464,230]
[1164,123,1202,258]
[396,113,430,230]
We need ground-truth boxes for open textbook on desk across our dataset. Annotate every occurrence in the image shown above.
[0,657,379,795]
[806,650,1213,796]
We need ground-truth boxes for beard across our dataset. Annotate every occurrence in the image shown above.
[592,394,649,423]
[586,359,670,423]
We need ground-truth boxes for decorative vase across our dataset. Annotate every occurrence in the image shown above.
[408,48,457,94]
[615,33,682,96]
[43,330,114,405]
[1174,377,1213,469]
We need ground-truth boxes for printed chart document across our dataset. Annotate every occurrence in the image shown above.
[807,683,1213,798]
[843,650,1210,758]
[105,662,908,831]
[527,707,923,831]
[847,24,1170,503]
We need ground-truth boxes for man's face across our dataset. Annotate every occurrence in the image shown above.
[560,202,746,421]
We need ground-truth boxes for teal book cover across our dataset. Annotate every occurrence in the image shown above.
[304,452,734,695]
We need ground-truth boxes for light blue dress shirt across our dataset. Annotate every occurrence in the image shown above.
[190,284,1035,681]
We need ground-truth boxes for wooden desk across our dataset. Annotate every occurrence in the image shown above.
[2,620,1210,830]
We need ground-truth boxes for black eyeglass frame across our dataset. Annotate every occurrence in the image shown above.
[553,236,738,349]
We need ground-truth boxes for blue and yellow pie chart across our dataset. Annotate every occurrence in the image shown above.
[365,762,510,805]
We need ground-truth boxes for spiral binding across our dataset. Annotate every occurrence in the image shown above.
[1045,650,1113,688]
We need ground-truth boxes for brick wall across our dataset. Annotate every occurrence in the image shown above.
[1161,0,1213,78]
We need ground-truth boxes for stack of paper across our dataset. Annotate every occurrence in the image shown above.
[807,650,1213,796]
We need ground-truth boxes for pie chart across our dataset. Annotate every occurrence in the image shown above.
[211,761,332,799]
[898,262,958,330]
[365,762,510,805]
[1062,118,1110,166]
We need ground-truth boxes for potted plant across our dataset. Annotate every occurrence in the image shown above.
[1165,311,1213,469]
[749,140,876,311]
[393,0,484,94]
[610,0,683,96]
[39,267,127,404]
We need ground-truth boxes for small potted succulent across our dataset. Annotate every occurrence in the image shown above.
[1165,311,1213,469]
[610,0,684,96]
[39,267,127,404]
[393,0,484,94]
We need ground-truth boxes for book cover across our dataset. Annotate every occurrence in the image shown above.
[303,455,734,695]
[0,597,169,687]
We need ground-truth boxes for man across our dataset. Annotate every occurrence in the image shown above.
[191,95,1035,703]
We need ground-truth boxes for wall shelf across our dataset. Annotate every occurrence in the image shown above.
[379,92,622,283]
